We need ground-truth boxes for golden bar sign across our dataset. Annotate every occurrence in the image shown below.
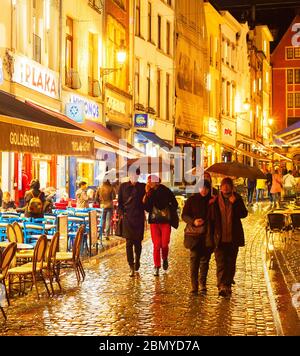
[0,121,94,158]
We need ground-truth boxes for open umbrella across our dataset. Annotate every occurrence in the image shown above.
[122,157,173,175]
[206,162,266,179]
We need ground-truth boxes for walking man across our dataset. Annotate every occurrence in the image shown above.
[118,169,146,277]
[210,177,248,297]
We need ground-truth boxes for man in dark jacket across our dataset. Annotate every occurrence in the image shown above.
[118,170,146,277]
[182,180,214,294]
[211,177,248,297]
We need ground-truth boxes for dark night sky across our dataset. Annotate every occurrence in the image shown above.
[209,0,300,51]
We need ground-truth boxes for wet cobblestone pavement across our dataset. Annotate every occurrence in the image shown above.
[0,208,278,336]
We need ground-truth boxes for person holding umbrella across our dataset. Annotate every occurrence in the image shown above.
[210,177,248,297]
[143,174,178,277]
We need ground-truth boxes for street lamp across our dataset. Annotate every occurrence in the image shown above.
[100,40,127,125]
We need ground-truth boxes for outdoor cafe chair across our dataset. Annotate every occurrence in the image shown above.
[0,242,17,320]
[12,222,34,262]
[55,225,85,284]
[8,235,50,299]
[6,224,17,243]
[23,221,46,244]
[290,213,300,239]
[43,232,62,295]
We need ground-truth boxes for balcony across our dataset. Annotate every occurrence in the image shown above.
[65,69,81,90]
[135,103,146,112]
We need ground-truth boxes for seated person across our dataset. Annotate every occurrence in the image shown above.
[1,191,16,210]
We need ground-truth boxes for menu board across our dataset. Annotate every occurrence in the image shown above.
[57,215,68,252]
[89,210,98,256]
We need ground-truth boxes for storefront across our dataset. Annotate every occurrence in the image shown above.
[0,113,94,202]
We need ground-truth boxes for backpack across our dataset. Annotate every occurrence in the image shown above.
[28,192,43,215]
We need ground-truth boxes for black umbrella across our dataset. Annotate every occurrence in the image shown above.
[206,162,266,179]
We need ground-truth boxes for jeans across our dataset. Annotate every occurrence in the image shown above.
[256,189,265,202]
[247,188,255,204]
[150,224,171,268]
[102,208,112,236]
[272,192,281,205]
[126,239,142,267]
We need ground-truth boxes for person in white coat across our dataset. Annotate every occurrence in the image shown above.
[283,170,296,198]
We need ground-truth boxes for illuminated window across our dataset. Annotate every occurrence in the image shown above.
[295,93,300,108]
[295,69,300,84]
[295,47,300,58]
[286,47,294,59]
[287,93,294,108]
[287,69,294,84]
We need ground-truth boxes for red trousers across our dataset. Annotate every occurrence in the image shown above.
[150,223,171,268]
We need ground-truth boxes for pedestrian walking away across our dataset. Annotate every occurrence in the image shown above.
[118,169,146,277]
[210,177,248,297]
[270,169,282,208]
[282,170,296,199]
[95,180,116,240]
[182,179,215,294]
[143,175,178,277]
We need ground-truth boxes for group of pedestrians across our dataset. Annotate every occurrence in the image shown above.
[182,175,248,297]
[116,169,248,298]
[246,168,298,208]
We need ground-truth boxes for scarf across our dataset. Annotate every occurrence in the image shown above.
[218,193,233,243]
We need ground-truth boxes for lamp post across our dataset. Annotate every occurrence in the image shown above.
[100,40,127,126]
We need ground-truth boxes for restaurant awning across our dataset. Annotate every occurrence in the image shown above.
[0,114,94,158]
[137,130,173,151]
[0,90,143,159]
[274,121,300,146]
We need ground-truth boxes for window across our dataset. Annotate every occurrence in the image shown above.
[286,47,294,59]
[147,64,151,108]
[148,2,152,42]
[296,69,300,84]
[295,47,300,59]
[295,93,300,108]
[135,0,141,37]
[287,69,294,84]
[33,34,41,63]
[166,73,170,120]
[157,69,161,117]
[134,58,140,102]
[166,22,171,55]
[88,0,103,13]
[287,93,294,108]
[158,15,162,49]
[65,17,74,86]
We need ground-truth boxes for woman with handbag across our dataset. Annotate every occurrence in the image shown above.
[143,175,178,277]
[182,180,214,295]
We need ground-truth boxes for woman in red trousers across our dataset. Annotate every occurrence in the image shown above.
[143,175,178,276]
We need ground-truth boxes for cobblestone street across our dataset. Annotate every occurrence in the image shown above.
[0,207,279,336]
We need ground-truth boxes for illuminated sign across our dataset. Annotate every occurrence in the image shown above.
[12,53,59,99]
[134,113,148,128]
[221,119,236,146]
[65,102,85,123]
[68,94,100,121]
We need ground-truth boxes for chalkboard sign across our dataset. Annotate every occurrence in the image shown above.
[57,215,68,252]
[89,210,98,256]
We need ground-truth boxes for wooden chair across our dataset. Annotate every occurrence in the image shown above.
[12,222,34,262]
[0,242,17,320]
[6,224,17,243]
[43,232,62,295]
[8,235,50,299]
[55,225,85,284]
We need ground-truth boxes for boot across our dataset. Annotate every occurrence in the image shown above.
[129,266,135,277]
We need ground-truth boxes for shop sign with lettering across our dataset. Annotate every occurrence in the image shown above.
[107,95,126,114]
[221,118,236,146]
[12,54,59,99]
[0,120,94,158]
[67,94,100,121]
[207,118,218,135]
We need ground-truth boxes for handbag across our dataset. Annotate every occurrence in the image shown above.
[151,206,171,223]
[184,223,207,238]
[115,214,123,237]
